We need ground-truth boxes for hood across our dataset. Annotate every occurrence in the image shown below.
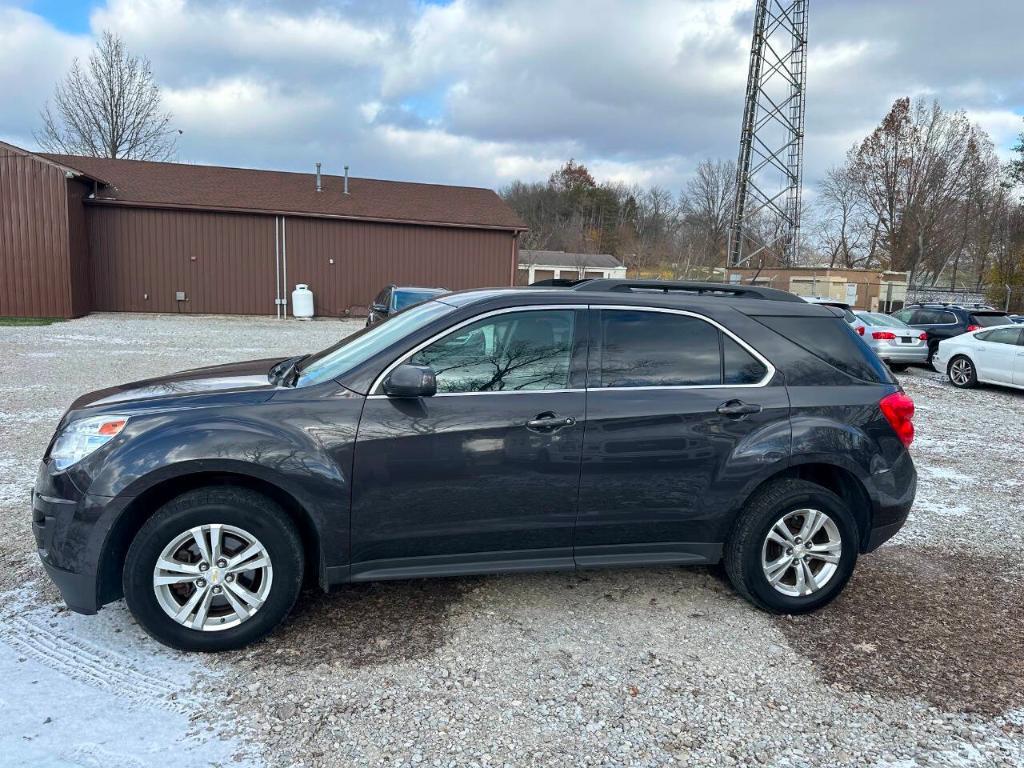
[68,357,285,410]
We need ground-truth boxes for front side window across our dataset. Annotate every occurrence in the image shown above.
[598,310,760,388]
[409,310,575,393]
[892,309,914,323]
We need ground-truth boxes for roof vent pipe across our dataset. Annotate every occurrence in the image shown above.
[315,162,322,192]
[344,165,349,195]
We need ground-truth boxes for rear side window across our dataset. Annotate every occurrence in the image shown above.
[979,327,1021,345]
[970,313,1012,328]
[600,311,720,387]
[914,309,956,324]
[597,310,769,388]
[755,316,892,383]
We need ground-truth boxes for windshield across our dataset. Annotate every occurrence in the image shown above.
[859,312,909,328]
[394,289,444,311]
[297,300,455,386]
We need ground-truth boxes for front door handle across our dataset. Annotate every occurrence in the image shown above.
[716,400,762,418]
[526,413,576,432]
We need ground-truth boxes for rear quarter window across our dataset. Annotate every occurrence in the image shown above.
[755,315,893,384]
[970,313,1012,328]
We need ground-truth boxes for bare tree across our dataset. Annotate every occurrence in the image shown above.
[814,165,873,269]
[36,30,176,160]
[679,159,735,268]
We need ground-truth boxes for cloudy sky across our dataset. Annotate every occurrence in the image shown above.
[1,0,1021,195]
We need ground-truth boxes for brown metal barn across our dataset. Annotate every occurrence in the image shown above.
[0,141,525,318]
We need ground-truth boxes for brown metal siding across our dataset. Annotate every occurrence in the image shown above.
[66,181,91,316]
[86,205,514,316]
[86,206,277,314]
[0,153,73,317]
[284,217,514,316]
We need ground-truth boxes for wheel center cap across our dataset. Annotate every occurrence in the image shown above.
[209,567,221,585]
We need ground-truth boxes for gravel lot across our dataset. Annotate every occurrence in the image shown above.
[1,313,1022,767]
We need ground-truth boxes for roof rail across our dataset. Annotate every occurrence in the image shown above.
[565,278,805,303]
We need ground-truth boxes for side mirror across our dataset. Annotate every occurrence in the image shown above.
[371,303,388,314]
[382,364,437,398]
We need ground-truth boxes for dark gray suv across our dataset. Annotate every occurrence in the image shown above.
[34,280,917,651]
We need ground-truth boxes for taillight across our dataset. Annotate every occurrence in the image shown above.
[872,331,897,340]
[967,325,980,332]
[879,392,915,447]
[857,326,865,335]
[918,332,927,340]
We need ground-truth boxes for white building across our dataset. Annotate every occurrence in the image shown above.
[518,250,627,284]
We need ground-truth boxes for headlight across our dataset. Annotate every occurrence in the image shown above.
[50,415,130,470]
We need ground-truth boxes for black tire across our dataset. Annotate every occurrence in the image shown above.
[926,339,939,363]
[724,479,859,615]
[947,355,978,389]
[888,363,909,373]
[124,487,304,652]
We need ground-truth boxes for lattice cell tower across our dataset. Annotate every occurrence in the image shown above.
[728,0,809,268]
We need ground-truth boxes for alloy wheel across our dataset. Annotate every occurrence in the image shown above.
[949,358,973,386]
[760,508,842,598]
[152,523,274,632]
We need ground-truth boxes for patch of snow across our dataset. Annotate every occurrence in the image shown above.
[0,587,258,767]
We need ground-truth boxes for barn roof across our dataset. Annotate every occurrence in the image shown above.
[39,153,526,232]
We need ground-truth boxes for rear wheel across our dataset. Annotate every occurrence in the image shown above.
[888,363,909,373]
[724,479,858,614]
[123,487,304,652]
[947,355,977,388]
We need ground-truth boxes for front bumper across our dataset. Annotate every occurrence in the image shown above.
[32,461,130,614]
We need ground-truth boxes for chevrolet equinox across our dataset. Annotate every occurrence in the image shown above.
[33,280,917,651]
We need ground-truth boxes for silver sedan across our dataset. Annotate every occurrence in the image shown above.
[854,311,929,371]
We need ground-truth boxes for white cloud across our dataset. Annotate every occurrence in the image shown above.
[0,0,1020,193]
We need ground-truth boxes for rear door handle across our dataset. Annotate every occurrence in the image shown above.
[716,400,762,418]
[526,413,576,432]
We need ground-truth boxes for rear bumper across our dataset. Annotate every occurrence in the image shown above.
[876,346,929,364]
[862,456,916,553]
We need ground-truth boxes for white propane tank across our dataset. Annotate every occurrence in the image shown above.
[291,284,314,320]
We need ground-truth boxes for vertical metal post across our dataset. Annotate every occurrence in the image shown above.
[728,0,810,268]
[282,218,288,318]
[274,217,281,319]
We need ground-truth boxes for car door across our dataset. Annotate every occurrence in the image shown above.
[1014,330,1024,387]
[349,306,589,578]
[975,327,1022,383]
[574,307,790,567]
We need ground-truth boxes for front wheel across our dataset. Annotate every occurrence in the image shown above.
[724,479,858,614]
[123,487,304,651]
[947,355,978,388]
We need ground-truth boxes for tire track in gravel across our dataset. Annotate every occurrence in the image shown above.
[778,546,1024,715]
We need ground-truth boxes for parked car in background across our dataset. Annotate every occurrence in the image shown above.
[932,324,1024,390]
[891,303,1014,362]
[35,279,916,651]
[366,285,448,326]
[1009,314,1024,325]
[853,312,929,371]
[800,297,866,335]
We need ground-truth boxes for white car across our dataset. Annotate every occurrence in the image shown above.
[932,325,1024,391]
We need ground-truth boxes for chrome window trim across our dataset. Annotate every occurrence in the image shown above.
[367,303,776,398]
[368,304,588,396]
[590,305,775,391]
